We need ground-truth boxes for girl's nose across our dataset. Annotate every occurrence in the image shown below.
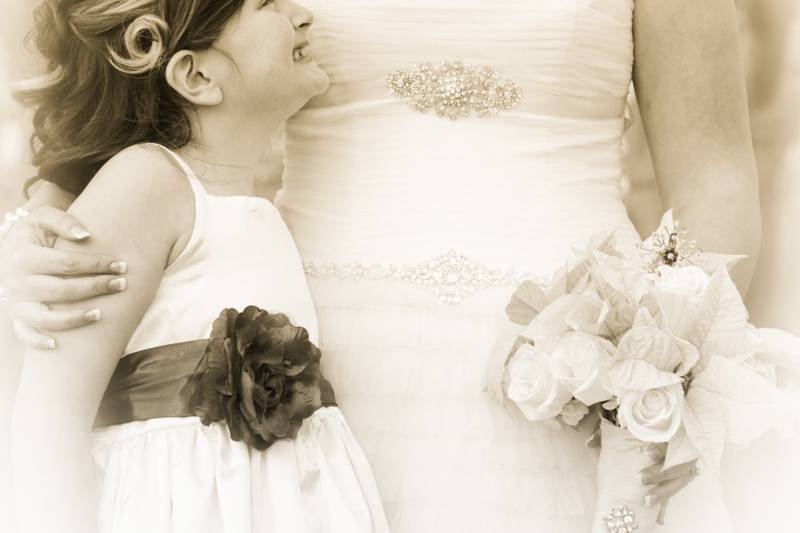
[287,1,314,30]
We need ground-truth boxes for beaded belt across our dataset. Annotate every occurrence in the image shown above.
[303,249,544,303]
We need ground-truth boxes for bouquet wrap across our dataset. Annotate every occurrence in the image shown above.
[591,419,660,533]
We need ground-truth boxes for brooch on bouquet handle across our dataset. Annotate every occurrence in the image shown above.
[487,210,800,533]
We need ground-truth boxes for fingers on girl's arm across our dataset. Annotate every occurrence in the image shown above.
[25,247,127,276]
[28,205,92,241]
[12,320,56,351]
[11,274,126,303]
[12,301,102,333]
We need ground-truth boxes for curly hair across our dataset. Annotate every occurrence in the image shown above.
[16,0,246,194]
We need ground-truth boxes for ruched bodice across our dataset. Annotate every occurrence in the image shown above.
[277,0,640,272]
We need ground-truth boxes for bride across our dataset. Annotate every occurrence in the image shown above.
[2,1,763,531]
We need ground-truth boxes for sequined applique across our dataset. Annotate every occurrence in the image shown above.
[304,250,543,303]
[387,60,523,120]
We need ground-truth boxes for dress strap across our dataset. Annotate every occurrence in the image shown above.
[140,143,207,271]
[144,143,201,183]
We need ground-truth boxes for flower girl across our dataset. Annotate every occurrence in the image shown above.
[10,1,388,532]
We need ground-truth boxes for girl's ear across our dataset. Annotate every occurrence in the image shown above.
[165,50,224,106]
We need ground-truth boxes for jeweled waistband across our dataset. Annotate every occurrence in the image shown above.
[303,249,546,304]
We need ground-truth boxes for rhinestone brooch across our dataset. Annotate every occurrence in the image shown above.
[386,60,523,120]
[603,505,638,533]
[304,250,538,303]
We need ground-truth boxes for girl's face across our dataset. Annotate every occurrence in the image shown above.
[211,0,329,120]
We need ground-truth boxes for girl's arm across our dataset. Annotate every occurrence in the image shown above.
[10,146,194,533]
[633,0,761,294]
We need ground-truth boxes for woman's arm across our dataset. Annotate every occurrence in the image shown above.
[633,0,761,294]
[10,146,193,533]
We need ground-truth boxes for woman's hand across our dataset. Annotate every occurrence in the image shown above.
[638,445,699,525]
[0,205,127,349]
[588,426,699,525]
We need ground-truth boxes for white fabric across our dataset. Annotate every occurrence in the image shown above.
[275,1,733,531]
[91,144,389,533]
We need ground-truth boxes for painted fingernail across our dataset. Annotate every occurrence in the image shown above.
[694,466,702,477]
[44,338,56,350]
[644,494,656,507]
[109,278,127,292]
[85,308,102,322]
[70,227,91,240]
[110,262,128,274]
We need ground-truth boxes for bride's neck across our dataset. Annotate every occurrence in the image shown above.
[177,107,282,197]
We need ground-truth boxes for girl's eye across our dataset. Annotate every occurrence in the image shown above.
[260,0,275,7]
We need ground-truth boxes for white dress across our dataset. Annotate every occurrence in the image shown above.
[91,145,388,533]
[276,1,734,531]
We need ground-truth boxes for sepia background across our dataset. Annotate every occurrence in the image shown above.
[0,1,798,531]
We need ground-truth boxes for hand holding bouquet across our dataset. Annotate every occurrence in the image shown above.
[491,212,800,532]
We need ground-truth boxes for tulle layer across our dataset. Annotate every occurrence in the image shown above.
[311,279,597,531]
[91,407,388,533]
[309,277,740,532]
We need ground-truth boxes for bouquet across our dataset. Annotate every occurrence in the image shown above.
[490,212,800,532]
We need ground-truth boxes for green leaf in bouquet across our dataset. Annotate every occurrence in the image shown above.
[699,330,758,372]
[589,261,637,338]
[650,288,699,342]
[663,426,701,471]
[506,279,550,325]
[608,359,682,393]
[698,252,747,276]
[751,328,800,386]
[691,355,795,448]
[521,294,577,340]
[681,392,726,472]
[576,227,622,259]
[563,291,613,338]
[615,308,699,376]
[690,268,750,367]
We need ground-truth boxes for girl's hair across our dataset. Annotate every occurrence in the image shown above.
[16,0,246,194]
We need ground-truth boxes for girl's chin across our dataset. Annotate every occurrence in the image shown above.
[298,62,330,95]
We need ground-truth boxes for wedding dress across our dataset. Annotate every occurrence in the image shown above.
[276,1,733,531]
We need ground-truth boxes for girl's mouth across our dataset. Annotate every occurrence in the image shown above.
[293,42,310,62]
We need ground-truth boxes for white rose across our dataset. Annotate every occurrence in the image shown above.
[610,359,684,443]
[561,399,590,427]
[506,343,572,421]
[656,265,710,303]
[617,384,683,443]
[549,332,615,405]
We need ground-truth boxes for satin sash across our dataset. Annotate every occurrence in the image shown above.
[95,340,337,429]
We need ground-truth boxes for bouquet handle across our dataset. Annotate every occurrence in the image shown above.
[590,419,661,533]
